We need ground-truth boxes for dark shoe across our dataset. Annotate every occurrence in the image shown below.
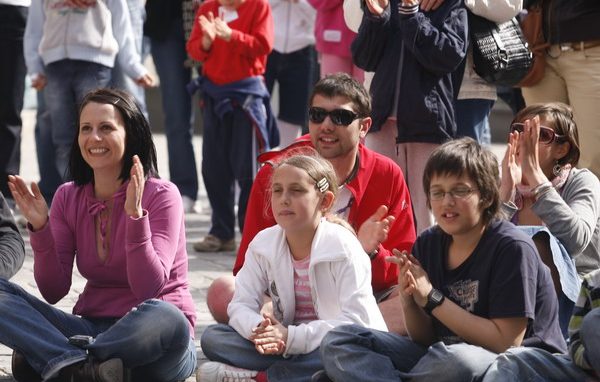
[311,370,332,382]
[11,350,42,382]
[59,358,123,382]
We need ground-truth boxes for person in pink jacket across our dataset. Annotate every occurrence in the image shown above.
[309,0,363,81]
[3,88,196,382]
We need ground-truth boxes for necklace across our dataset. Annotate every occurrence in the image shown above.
[339,154,360,189]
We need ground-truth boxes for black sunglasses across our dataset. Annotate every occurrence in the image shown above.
[308,107,359,126]
[510,123,566,144]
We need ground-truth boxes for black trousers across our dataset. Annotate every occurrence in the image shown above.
[0,5,28,198]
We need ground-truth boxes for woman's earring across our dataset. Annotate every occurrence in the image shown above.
[553,162,563,177]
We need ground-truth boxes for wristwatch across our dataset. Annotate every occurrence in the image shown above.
[424,288,445,314]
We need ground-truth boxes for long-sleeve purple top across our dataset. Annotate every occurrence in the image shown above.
[29,178,196,336]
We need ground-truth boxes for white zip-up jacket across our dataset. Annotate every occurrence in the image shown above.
[229,220,388,356]
[24,0,147,80]
[270,0,316,53]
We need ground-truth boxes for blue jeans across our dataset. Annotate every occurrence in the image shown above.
[0,279,196,381]
[44,59,112,180]
[149,17,199,200]
[34,90,62,205]
[110,0,148,117]
[482,347,594,382]
[518,225,581,337]
[201,324,322,382]
[455,99,495,145]
[320,324,497,382]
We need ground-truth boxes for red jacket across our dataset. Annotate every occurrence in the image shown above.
[235,137,416,293]
[186,0,273,85]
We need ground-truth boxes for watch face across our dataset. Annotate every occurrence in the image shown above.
[431,289,444,303]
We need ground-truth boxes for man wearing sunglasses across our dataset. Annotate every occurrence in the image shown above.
[206,73,417,334]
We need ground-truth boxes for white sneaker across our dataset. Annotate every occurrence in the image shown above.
[182,196,197,214]
[196,361,258,382]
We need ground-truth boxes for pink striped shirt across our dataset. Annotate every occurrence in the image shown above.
[292,255,317,324]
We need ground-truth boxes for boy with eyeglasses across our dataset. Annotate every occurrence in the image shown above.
[317,137,565,382]
[206,73,417,335]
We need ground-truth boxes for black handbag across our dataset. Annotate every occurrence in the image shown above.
[469,12,533,87]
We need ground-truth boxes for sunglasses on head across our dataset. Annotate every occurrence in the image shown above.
[510,122,566,144]
[308,107,359,126]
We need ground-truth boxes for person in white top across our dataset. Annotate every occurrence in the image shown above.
[197,153,387,382]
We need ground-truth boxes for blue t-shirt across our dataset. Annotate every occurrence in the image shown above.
[414,219,567,354]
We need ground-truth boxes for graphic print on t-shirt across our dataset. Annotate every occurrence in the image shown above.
[447,279,479,312]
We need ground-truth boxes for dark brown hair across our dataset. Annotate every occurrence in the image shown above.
[69,88,158,185]
[423,137,500,225]
[512,102,580,167]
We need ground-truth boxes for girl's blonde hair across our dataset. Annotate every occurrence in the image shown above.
[269,151,339,213]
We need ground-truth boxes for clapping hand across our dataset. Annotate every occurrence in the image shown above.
[199,12,218,49]
[7,175,48,231]
[357,205,395,255]
[250,314,288,355]
[519,117,549,188]
[125,155,145,219]
[387,249,432,308]
[213,17,233,41]
[419,0,442,11]
[500,130,522,202]
[364,0,389,16]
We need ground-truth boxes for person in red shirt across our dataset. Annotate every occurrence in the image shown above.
[208,73,417,334]
[186,0,278,253]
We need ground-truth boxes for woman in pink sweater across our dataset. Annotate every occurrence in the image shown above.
[4,88,196,382]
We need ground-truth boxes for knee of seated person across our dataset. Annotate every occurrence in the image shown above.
[200,324,230,358]
[207,276,235,324]
[138,299,189,336]
[581,308,600,342]
[321,325,365,349]
[420,343,496,380]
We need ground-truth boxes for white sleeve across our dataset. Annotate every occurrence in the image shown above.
[227,245,268,339]
[464,0,523,23]
[23,0,45,76]
[108,0,147,80]
[343,0,362,33]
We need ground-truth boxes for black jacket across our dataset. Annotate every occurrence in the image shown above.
[352,0,467,144]
[527,0,600,44]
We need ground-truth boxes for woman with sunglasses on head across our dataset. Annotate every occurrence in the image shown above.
[500,102,600,336]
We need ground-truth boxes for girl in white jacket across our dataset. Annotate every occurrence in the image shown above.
[197,153,388,382]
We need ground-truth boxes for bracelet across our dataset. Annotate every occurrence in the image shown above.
[368,249,379,260]
[532,181,553,200]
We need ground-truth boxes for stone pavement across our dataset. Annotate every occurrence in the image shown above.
[0,109,233,381]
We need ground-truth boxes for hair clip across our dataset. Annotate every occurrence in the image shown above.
[316,178,329,193]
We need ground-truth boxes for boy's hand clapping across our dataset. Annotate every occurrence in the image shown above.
[199,12,233,50]
[387,250,433,310]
